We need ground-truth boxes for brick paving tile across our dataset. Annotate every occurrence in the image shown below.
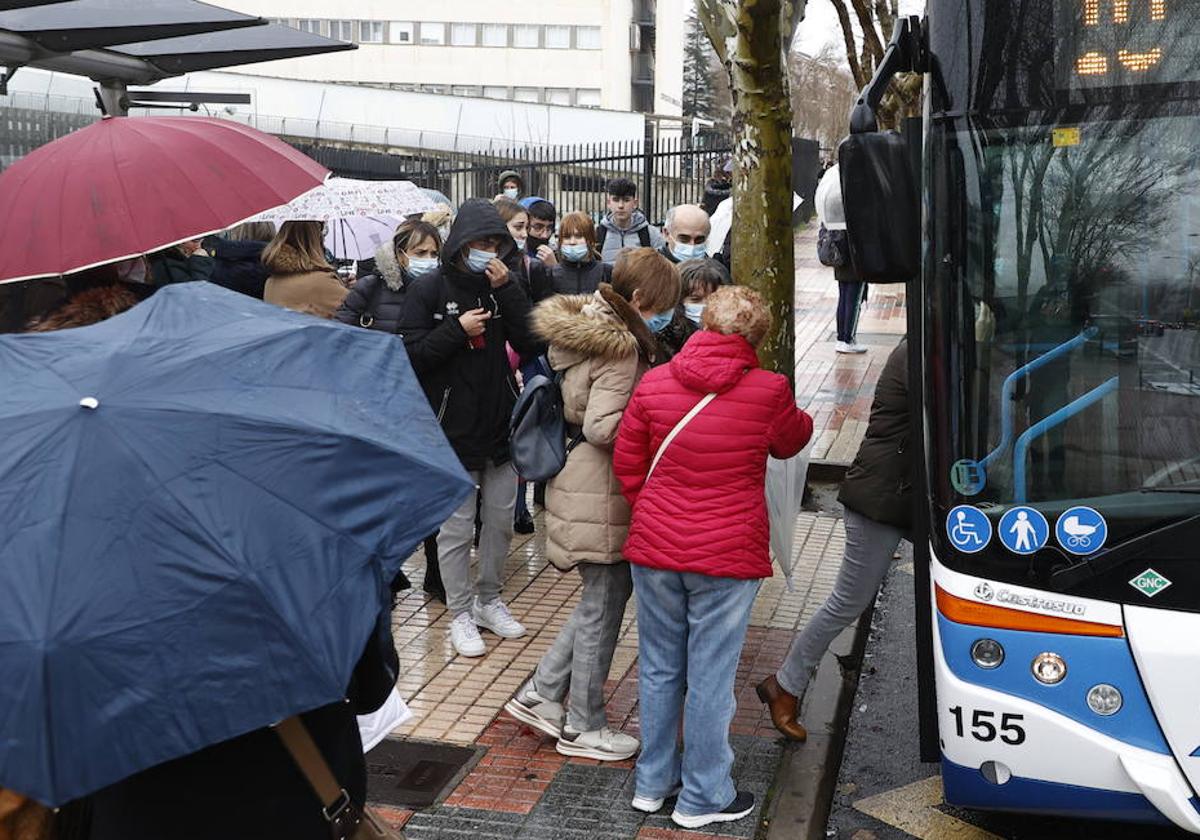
[367,231,903,837]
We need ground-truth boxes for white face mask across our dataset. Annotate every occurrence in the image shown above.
[683,302,705,325]
[407,256,439,278]
[515,238,527,253]
[503,187,520,200]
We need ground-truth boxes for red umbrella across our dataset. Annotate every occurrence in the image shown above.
[0,116,329,284]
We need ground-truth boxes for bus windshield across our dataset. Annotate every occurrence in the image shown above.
[926,101,1200,602]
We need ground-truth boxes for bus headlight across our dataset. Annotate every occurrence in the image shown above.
[1031,652,1067,685]
[1086,683,1123,716]
[970,639,1005,669]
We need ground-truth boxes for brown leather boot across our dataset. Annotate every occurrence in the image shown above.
[756,675,808,742]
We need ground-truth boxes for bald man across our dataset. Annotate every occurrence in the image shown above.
[661,204,713,265]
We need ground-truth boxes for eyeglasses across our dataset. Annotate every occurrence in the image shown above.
[529,222,554,236]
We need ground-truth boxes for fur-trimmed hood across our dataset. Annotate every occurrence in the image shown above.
[26,285,140,332]
[373,241,405,292]
[532,283,657,365]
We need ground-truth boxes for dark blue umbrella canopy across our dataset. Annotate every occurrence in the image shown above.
[0,283,473,805]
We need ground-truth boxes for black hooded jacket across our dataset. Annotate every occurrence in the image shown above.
[399,199,537,470]
[544,258,612,300]
[204,237,270,299]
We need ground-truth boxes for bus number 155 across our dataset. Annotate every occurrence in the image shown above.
[948,706,1027,745]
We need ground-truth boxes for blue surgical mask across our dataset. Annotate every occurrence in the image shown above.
[503,187,520,200]
[683,302,705,325]
[407,256,439,278]
[465,248,496,273]
[645,311,674,333]
[672,242,706,262]
[562,243,589,263]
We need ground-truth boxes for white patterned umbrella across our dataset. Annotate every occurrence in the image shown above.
[249,178,435,225]
[325,215,402,261]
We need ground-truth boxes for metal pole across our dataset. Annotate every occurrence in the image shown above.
[643,120,655,225]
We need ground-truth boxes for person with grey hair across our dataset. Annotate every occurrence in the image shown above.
[660,205,712,266]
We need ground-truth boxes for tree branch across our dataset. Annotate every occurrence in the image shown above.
[850,0,886,66]
[829,0,866,88]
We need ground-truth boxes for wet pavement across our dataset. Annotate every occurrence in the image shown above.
[365,225,908,838]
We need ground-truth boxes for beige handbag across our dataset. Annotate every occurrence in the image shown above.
[274,717,403,840]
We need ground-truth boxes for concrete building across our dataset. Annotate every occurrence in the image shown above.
[213,0,684,117]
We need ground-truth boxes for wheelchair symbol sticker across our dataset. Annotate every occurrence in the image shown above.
[998,507,1049,556]
[1056,507,1107,556]
[947,505,992,554]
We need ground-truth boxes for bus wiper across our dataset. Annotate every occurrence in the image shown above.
[1048,511,1200,591]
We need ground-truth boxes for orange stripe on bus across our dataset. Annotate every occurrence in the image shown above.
[935,585,1124,638]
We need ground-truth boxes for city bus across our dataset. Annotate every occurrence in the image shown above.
[843,1,1200,832]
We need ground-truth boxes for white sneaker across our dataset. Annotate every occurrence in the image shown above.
[473,597,526,639]
[503,680,564,739]
[835,341,869,354]
[448,612,486,657]
[555,726,639,761]
[631,785,682,813]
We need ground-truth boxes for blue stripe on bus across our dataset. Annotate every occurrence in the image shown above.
[937,614,1170,754]
[941,756,1173,825]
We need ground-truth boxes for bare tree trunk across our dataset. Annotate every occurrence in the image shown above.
[698,0,800,380]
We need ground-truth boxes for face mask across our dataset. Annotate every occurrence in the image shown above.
[407,256,439,278]
[562,243,589,263]
[503,187,520,200]
[683,302,705,325]
[528,235,551,253]
[465,248,496,274]
[672,242,706,262]
[116,257,148,285]
[515,238,527,253]
[645,311,674,334]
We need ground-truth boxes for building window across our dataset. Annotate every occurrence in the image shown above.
[451,85,481,97]
[576,88,602,108]
[576,26,602,50]
[512,24,540,48]
[513,87,540,102]
[545,25,571,49]
[329,20,355,42]
[545,87,572,105]
[419,22,446,45]
[391,22,414,44]
[451,23,477,46]
[483,86,508,100]
[421,84,448,94]
[359,21,385,43]
[295,19,323,35]
[481,23,507,47]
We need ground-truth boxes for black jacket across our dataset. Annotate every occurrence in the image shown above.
[838,339,913,528]
[205,237,270,299]
[335,242,411,334]
[150,250,215,286]
[400,199,537,471]
[655,306,698,363]
[701,178,732,217]
[543,258,611,300]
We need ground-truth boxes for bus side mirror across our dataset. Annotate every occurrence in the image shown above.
[839,131,920,284]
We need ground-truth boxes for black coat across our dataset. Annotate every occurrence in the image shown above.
[205,238,270,299]
[335,243,411,334]
[543,259,611,300]
[88,614,398,840]
[838,339,913,528]
[399,199,537,471]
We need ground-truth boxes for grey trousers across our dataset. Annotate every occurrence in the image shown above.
[438,460,518,617]
[777,508,906,698]
[534,562,634,732]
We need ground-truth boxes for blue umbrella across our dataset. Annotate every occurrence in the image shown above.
[0,283,473,806]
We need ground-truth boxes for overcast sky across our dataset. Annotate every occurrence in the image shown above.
[793,0,924,58]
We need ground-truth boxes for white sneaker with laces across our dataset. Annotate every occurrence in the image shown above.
[449,611,486,657]
[631,785,682,813]
[503,680,564,739]
[473,597,526,639]
[555,726,639,761]
[835,341,869,354]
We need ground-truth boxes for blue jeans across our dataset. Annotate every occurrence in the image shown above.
[631,565,760,816]
[836,281,866,343]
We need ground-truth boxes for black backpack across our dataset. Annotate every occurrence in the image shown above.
[509,373,583,481]
[596,224,652,253]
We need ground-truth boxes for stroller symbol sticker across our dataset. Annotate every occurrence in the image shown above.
[998,507,1049,556]
[1056,507,1107,556]
[947,506,992,554]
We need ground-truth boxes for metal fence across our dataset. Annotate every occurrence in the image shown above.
[295,133,733,227]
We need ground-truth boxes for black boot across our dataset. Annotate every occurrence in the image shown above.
[422,535,446,604]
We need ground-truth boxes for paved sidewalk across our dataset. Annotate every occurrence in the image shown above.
[368,226,907,838]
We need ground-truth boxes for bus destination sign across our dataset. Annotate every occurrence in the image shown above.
[1061,0,1200,91]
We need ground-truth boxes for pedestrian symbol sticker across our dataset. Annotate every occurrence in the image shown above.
[947,505,992,554]
[998,507,1049,555]
[1055,507,1107,556]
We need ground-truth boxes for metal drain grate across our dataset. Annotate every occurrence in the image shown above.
[366,739,482,808]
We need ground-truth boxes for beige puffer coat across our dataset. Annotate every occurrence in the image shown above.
[532,284,658,570]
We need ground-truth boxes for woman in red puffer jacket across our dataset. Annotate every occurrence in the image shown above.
[613,286,812,830]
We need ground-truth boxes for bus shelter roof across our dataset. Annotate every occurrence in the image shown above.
[0,0,264,53]
[113,25,355,76]
[0,1,73,10]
